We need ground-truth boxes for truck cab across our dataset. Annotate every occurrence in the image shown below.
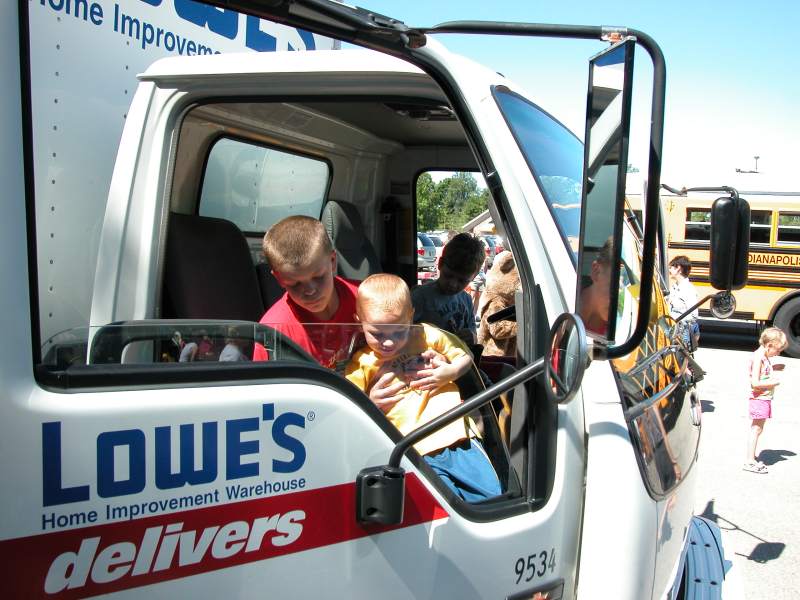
[2,2,737,598]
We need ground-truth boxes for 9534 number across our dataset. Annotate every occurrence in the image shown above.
[514,548,556,584]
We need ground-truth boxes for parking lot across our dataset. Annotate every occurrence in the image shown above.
[693,344,800,599]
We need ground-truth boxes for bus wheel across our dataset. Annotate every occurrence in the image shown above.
[773,297,800,357]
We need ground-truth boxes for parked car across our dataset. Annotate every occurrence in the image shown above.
[425,231,445,261]
[417,232,437,271]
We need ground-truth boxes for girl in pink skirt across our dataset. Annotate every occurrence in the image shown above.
[744,327,788,473]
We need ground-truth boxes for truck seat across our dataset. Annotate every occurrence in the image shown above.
[321,200,381,280]
[163,213,265,322]
[255,263,285,310]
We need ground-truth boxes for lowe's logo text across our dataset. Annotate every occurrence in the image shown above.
[43,404,306,507]
[38,0,318,52]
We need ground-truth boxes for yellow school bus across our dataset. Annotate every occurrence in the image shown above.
[660,189,800,356]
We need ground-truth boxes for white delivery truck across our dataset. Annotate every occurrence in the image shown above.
[2,1,750,598]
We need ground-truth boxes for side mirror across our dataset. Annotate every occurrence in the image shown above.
[575,38,635,343]
[710,194,750,291]
[709,291,736,319]
[545,313,588,404]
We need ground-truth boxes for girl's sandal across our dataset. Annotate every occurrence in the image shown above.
[743,462,768,473]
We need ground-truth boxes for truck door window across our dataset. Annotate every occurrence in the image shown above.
[493,88,583,257]
[199,137,329,234]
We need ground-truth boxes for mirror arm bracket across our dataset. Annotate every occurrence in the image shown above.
[387,357,544,469]
[664,185,740,201]
[676,293,717,322]
[357,357,544,525]
[586,336,606,362]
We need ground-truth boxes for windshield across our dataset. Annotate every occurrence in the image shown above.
[493,87,583,259]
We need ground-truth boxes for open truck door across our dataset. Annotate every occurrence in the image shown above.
[2,1,737,598]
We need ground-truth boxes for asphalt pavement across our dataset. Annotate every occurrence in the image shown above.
[693,345,800,599]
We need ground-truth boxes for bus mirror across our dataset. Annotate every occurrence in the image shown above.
[709,291,736,319]
[710,195,750,291]
[576,38,635,342]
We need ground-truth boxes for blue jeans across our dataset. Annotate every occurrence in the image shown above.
[680,320,700,351]
[424,439,501,502]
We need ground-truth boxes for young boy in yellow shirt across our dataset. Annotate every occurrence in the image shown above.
[346,273,501,502]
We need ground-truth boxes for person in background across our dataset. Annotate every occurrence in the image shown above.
[346,273,501,502]
[578,238,613,336]
[196,330,215,361]
[467,232,489,313]
[468,266,486,316]
[162,331,183,362]
[412,233,486,345]
[219,327,249,362]
[253,216,359,368]
[667,255,699,349]
[743,327,788,474]
[179,338,198,362]
[478,251,520,357]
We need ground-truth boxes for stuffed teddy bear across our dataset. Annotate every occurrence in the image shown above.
[478,251,520,356]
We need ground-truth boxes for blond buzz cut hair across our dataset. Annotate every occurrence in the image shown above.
[263,216,333,270]
[356,273,413,323]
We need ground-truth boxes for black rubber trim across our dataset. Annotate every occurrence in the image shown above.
[18,1,42,369]
[40,359,346,391]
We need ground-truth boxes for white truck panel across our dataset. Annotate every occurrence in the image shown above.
[29,0,337,345]
[0,2,33,387]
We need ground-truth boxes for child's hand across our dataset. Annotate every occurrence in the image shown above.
[368,371,406,414]
[409,350,457,393]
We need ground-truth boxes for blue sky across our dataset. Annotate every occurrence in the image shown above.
[343,1,799,191]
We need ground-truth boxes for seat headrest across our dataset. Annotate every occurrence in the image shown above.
[321,200,381,280]
[164,213,264,322]
[322,200,362,251]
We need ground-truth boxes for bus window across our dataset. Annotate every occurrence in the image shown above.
[777,212,800,245]
[684,208,710,241]
[750,210,771,245]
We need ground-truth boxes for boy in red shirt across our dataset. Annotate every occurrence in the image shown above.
[253,216,359,368]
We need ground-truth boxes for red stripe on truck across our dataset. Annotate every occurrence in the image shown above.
[0,475,446,598]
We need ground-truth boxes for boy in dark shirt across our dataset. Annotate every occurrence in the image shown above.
[411,233,486,345]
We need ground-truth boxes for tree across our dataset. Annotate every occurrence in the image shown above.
[416,171,489,231]
[416,172,442,230]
